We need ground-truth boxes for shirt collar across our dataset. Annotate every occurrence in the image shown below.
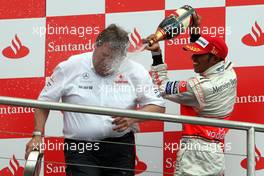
[201,61,225,77]
[90,52,95,72]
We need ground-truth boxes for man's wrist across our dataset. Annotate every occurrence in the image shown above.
[32,131,43,137]
[151,51,163,66]
[151,50,162,56]
[131,118,142,124]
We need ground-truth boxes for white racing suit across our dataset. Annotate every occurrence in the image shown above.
[151,60,237,176]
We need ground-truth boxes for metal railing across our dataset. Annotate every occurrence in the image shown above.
[0,96,264,176]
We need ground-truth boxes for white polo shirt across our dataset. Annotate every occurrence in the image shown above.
[39,52,165,141]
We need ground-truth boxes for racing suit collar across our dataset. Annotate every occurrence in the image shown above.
[201,61,225,77]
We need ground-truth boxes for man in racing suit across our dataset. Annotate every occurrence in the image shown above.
[146,24,237,175]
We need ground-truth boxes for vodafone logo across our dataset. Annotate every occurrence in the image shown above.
[0,155,24,176]
[128,28,145,53]
[135,155,147,175]
[2,34,30,59]
[241,146,264,170]
[242,21,264,47]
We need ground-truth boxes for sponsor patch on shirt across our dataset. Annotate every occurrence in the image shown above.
[165,81,187,94]
[44,77,56,92]
[179,81,187,93]
[154,87,162,98]
[46,77,54,87]
[78,85,93,90]
[80,72,91,82]
[114,74,129,84]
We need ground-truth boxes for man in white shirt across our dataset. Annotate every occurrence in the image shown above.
[25,24,165,176]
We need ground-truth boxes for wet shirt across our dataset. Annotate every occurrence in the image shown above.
[39,52,165,141]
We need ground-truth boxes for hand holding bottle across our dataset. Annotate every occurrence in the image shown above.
[190,12,202,35]
[144,34,161,52]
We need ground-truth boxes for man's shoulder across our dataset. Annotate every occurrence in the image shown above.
[187,75,210,87]
[124,59,147,72]
[67,52,92,64]
[59,52,92,69]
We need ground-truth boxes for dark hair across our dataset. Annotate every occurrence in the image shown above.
[95,24,129,55]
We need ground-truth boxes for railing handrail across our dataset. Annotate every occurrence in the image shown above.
[0,96,264,132]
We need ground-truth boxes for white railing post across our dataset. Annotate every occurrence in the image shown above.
[247,127,255,176]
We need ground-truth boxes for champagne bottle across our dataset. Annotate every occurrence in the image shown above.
[148,5,196,46]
